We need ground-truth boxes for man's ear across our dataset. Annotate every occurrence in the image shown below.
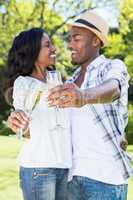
[92,36,101,47]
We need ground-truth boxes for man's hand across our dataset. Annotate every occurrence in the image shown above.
[47,79,120,108]
[47,83,86,108]
[7,110,30,135]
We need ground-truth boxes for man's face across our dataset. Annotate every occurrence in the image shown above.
[68,26,96,65]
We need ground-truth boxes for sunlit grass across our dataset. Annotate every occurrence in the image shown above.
[0,136,23,200]
[127,145,133,200]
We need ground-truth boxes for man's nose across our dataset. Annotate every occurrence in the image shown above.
[68,39,74,50]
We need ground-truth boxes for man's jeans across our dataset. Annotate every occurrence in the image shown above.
[67,176,128,200]
[19,167,68,200]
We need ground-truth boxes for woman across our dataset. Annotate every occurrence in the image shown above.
[4,28,72,200]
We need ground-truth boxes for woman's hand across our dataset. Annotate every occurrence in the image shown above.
[7,110,30,137]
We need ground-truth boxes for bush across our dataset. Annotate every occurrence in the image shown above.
[126,104,133,144]
[0,121,13,136]
[0,108,13,136]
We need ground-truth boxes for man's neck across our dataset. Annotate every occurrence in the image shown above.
[81,53,99,73]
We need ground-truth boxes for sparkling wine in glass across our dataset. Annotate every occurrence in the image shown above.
[46,70,66,131]
[17,81,44,139]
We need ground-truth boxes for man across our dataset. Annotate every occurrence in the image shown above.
[8,11,132,200]
[47,11,132,200]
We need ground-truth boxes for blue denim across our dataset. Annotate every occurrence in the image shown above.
[19,167,68,200]
[67,176,128,200]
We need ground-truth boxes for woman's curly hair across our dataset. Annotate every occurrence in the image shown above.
[4,28,45,91]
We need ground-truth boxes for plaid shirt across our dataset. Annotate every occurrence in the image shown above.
[68,55,133,179]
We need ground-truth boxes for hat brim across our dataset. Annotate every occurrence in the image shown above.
[67,22,107,46]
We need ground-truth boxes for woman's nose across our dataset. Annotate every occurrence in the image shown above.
[51,45,56,53]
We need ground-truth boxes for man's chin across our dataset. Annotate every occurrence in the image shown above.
[50,61,56,66]
[71,60,78,65]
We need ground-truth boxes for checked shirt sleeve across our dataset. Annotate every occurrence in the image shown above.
[103,59,129,103]
[102,59,129,129]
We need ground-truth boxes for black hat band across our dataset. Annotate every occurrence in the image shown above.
[75,19,101,33]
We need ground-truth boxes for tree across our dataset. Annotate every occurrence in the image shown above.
[104,0,133,80]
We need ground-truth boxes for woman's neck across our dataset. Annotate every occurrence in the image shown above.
[31,67,46,82]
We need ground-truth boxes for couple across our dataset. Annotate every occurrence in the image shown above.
[6,11,132,200]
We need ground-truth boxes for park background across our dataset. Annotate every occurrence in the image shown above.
[0,0,133,199]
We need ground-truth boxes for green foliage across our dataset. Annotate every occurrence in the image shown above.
[0,120,13,136]
[126,104,133,144]
[120,0,133,80]
[104,34,126,59]
[105,0,133,79]
[125,53,133,79]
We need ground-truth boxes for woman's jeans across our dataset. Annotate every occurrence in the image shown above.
[67,176,128,200]
[19,167,68,200]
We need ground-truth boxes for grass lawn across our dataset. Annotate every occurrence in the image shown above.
[0,135,133,200]
[0,136,23,200]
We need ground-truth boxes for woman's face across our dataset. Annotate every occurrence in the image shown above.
[35,33,56,69]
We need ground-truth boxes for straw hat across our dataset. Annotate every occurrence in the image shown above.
[68,10,109,46]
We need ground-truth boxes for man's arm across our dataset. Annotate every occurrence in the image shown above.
[47,79,120,108]
[82,79,120,104]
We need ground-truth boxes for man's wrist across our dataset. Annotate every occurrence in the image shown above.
[78,89,89,106]
[81,89,100,105]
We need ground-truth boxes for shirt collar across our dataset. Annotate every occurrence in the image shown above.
[72,55,106,81]
[87,55,106,71]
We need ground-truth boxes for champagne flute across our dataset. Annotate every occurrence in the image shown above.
[46,70,66,131]
[17,81,44,139]
[46,70,67,164]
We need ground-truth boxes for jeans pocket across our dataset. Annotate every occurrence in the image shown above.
[33,170,49,179]
[32,169,56,181]
[32,169,56,199]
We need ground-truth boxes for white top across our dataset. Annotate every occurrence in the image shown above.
[69,55,129,185]
[13,76,72,168]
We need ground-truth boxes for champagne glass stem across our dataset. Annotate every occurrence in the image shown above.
[17,128,23,140]
[17,111,31,140]
[55,106,60,126]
